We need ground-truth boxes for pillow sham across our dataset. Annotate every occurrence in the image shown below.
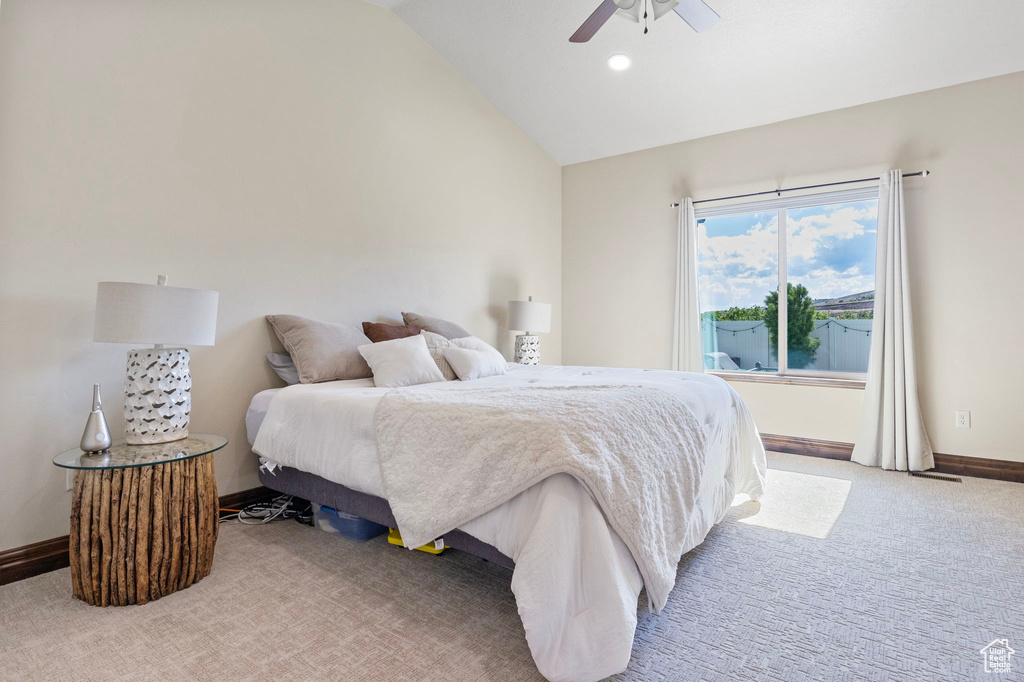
[401,312,471,340]
[420,331,457,381]
[362,321,422,343]
[358,334,446,388]
[266,314,372,384]
[442,336,508,381]
[265,352,300,385]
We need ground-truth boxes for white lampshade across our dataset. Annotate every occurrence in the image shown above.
[94,279,219,346]
[507,298,552,334]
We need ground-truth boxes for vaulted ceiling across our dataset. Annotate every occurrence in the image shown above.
[369,0,1024,165]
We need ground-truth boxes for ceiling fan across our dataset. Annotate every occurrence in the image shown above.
[569,0,720,42]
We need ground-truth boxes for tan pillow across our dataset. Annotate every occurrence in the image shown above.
[266,315,372,384]
[362,321,422,343]
[401,312,471,340]
[420,331,458,381]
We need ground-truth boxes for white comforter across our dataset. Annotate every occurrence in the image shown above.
[252,365,766,682]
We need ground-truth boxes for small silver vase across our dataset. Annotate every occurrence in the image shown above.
[80,383,112,453]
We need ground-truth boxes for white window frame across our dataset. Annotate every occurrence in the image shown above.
[694,186,879,381]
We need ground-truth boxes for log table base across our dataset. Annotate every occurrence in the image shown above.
[68,453,219,606]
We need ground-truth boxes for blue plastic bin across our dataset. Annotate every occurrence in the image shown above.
[313,505,388,542]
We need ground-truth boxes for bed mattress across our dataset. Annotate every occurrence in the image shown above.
[250,365,754,501]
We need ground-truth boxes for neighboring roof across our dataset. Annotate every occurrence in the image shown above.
[366,0,1024,165]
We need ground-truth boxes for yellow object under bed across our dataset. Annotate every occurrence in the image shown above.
[387,528,446,555]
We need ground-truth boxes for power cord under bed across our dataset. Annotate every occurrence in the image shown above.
[220,495,313,526]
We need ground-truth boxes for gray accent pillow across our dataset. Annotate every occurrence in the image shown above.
[265,352,300,385]
[266,314,372,383]
[402,311,471,340]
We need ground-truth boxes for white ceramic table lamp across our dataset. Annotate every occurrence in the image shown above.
[94,275,219,444]
[507,296,552,365]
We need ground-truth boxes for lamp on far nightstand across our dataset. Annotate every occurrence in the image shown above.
[93,275,218,445]
[507,296,552,365]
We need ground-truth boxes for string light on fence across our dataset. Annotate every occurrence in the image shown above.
[830,319,871,334]
[710,321,766,334]
[708,319,870,334]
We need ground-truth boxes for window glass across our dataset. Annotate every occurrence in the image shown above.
[695,192,877,376]
[697,211,778,371]
[786,200,876,373]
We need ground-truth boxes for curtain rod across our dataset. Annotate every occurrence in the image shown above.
[670,170,930,208]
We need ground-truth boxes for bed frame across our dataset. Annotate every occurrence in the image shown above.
[258,465,516,570]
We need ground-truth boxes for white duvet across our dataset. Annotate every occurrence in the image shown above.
[252,364,766,682]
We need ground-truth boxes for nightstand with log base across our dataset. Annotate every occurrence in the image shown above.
[52,434,227,606]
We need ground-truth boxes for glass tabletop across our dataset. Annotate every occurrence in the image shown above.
[53,434,228,470]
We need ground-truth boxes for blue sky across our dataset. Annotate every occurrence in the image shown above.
[697,200,877,312]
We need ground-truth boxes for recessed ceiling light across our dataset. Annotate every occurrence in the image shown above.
[607,54,632,71]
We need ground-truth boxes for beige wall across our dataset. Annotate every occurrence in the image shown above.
[563,72,1024,463]
[0,0,561,551]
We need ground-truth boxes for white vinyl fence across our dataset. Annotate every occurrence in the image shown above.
[702,319,872,373]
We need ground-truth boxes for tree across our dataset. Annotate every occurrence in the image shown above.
[834,310,873,320]
[764,283,820,369]
[702,305,765,321]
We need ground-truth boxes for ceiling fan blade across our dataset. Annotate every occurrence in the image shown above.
[570,0,619,43]
[673,0,720,32]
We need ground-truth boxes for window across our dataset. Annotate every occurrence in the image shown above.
[695,187,878,378]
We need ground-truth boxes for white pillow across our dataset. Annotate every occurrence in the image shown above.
[442,336,508,381]
[358,335,446,388]
[420,331,458,381]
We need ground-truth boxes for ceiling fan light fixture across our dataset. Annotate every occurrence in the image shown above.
[607,54,632,71]
[651,0,680,20]
[569,0,720,42]
[613,0,641,22]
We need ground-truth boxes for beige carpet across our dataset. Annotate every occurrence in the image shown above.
[2,453,1022,681]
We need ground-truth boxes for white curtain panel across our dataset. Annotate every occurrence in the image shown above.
[852,171,934,471]
[672,198,704,372]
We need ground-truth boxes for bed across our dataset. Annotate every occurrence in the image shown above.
[247,364,766,682]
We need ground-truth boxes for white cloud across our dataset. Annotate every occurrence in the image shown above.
[787,205,876,261]
[799,265,874,299]
[698,215,777,272]
[698,202,876,311]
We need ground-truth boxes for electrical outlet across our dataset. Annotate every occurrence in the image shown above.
[66,469,75,492]
[955,410,971,429]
